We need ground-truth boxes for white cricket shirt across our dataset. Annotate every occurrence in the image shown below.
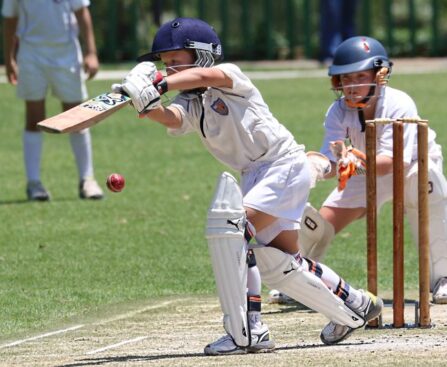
[320,86,439,164]
[1,0,90,47]
[168,63,302,172]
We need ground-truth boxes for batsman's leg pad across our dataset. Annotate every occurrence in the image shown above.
[405,163,447,289]
[298,203,335,262]
[206,172,250,347]
[253,246,365,328]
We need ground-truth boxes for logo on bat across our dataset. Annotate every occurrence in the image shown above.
[81,93,129,112]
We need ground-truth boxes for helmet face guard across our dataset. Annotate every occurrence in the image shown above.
[137,18,223,68]
[328,36,393,110]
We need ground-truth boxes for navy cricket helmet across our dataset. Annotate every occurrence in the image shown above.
[137,17,223,67]
[328,36,392,76]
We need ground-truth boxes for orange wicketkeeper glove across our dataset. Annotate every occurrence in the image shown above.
[330,140,366,191]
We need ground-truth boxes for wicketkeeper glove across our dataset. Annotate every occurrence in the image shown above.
[330,140,366,191]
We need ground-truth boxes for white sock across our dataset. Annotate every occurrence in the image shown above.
[23,130,43,182]
[69,129,94,180]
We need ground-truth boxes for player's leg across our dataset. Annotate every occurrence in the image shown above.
[17,43,51,201]
[204,172,274,355]
[50,44,103,200]
[63,102,103,200]
[254,244,383,345]
[244,156,382,345]
[299,176,368,262]
[23,100,51,201]
[405,160,447,303]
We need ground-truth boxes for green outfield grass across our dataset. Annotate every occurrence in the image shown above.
[1,71,446,340]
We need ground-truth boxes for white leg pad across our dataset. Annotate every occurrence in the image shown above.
[253,246,365,328]
[298,203,335,261]
[405,163,447,289]
[206,172,250,347]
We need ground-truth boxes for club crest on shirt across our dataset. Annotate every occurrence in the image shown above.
[211,98,229,115]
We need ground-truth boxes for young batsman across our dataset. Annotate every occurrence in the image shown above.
[114,18,383,354]
[2,0,103,200]
[298,36,447,304]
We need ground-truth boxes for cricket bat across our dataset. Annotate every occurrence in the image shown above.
[37,92,131,133]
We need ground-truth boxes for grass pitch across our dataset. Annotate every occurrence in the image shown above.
[0,70,446,348]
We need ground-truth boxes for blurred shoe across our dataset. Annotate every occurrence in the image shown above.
[433,277,447,304]
[204,324,274,355]
[79,177,103,200]
[268,289,297,305]
[320,290,383,345]
[27,181,50,201]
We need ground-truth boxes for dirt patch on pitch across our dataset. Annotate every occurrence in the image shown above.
[1,296,446,367]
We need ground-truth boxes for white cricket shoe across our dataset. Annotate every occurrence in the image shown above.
[433,277,447,304]
[268,289,296,305]
[320,290,383,345]
[79,177,104,200]
[204,324,275,356]
[27,181,50,201]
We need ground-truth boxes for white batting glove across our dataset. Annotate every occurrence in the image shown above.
[120,62,161,113]
[306,151,331,188]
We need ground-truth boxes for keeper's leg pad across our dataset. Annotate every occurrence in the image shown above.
[253,246,365,328]
[298,203,335,261]
[405,163,447,289]
[206,172,250,347]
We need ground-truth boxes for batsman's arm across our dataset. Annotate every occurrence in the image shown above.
[143,67,233,128]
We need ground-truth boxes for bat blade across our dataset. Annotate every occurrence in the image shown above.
[37,92,131,133]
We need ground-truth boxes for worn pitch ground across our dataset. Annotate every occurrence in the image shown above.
[1,294,446,367]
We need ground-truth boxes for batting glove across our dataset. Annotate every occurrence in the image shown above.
[112,62,163,114]
[306,151,331,188]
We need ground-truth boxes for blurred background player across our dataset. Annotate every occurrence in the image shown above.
[2,0,103,201]
[319,0,358,66]
[114,17,383,354]
[298,36,447,304]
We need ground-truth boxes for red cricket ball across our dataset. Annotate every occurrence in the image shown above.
[106,173,125,193]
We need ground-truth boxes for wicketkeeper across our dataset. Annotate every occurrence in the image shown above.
[296,36,447,304]
[114,18,383,354]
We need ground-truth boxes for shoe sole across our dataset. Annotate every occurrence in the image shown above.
[320,327,355,346]
[204,346,247,356]
[246,341,275,353]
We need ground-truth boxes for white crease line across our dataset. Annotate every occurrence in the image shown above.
[93,300,174,325]
[0,325,84,349]
[86,336,148,355]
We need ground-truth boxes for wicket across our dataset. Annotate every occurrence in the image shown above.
[365,118,431,328]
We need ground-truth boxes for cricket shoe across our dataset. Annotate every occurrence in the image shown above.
[27,181,50,201]
[79,177,104,200]
[433,277,447,304]
[204,324,275,356]
[320,290,383,345]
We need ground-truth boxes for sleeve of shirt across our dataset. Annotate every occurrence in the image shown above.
[167,94,202,136]
[320,102,347,162]
[2,0,18,17]
[69,0,90,12]
[214,63,254,95]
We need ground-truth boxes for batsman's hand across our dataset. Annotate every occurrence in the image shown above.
[307,151,331,188]
[330,140,366,191]
[115,62,162,113]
